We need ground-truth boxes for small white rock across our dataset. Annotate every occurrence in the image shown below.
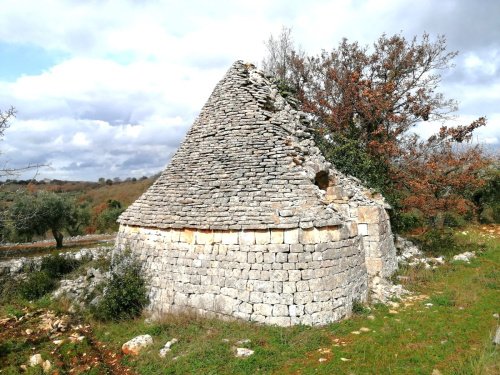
[29,354,43,367]
[42,360,52,373]
[235,348,254,357]
[493,327,500,345]
[159,348,170,358]
[122,334,153,356]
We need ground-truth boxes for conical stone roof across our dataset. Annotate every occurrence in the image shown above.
[118,61,343,230]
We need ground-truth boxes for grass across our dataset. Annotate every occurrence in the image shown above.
[0,225,498,374]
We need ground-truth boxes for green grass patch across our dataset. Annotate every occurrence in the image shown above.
[1,226,498,374]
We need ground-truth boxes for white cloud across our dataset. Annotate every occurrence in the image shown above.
[0,0,498,180]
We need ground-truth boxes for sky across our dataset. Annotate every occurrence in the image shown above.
[0,0,498,181]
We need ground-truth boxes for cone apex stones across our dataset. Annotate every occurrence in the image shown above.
[115,61,398,326]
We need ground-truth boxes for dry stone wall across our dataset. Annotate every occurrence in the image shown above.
[116,223,367,326]
[116,60,399,325]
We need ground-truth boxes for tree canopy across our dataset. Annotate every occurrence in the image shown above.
[263,29,493,228]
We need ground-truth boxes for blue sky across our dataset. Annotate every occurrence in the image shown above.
[0,0,498,181]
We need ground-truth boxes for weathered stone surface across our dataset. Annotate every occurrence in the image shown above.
[122,335,153,356]
[114,61,399,326]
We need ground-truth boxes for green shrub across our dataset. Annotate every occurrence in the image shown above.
[92,252,148,321]
[392,209,425,232]
[19,271,56,300]
[40,254,81,278]
[443,212,468,228]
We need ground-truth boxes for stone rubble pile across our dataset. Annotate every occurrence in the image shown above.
[53,267,109,306]
[0,246,110,277]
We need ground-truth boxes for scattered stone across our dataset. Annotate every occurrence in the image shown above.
[164,338,178,349]
[69,333,85,343]
[340,357,351,362]
[42,360,52,373]
[493,327,500,345]
[122,334,153,356]
[388,310,398,315]
[53,339,65,346]
[318,357,327,362]
[432,369,442,375]
[29,354,43,367]
[387,301,400,309]
[371,276,410,303]
[493,313,499,319]
[351,331,361,335]
[235,348,254,357]
[452,252,476,263]
[367,315,375,320]
[19,364,28,372]
[395,236,422,263]
[159,338,179,357]
[25,329,33,335]
[360,327,371,332]
[425,303,433,307]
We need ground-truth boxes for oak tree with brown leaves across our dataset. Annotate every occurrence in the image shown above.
[263,30,491,228]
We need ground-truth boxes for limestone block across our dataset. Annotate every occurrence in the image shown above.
[254,303,272,316]
[284,228,299,244]
[240,231,256,245]
[238,290,250,302]
[171,230,181,242]
[276,252,287,263]
[273,281,283,293]
[358,206,381,224]
[239,302,253,314]
[272,245,291,255]
[358,223,368,236]
[270,270,288,282]
[249,291,263,303]
[347,221,358,237]
[263,253,275,263]
[221,231,239,245]
[294,291,313,305]
[290,244,303,253]
[248,270,260,280]
[272,304,288,317]
[368,224,383,236]
[296,280,309,292]
[267,316,291,327]
[300,228,319,244]
[262,292,280,304]
[189,293,215,311]
[288,270,301,282]
[365,258,383,276]
[313,290,332,302]
[254,230,271,245]
[283,281,296,294]
[270,229,284,244]
[180,229,195,244]
[251,280,274,293]
[301,269,315,280]
[215,294,238,315]
[251,314,266,324]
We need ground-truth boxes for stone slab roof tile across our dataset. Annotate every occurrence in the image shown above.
[119,61,344,230]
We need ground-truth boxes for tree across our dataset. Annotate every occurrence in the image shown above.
[262,30,490,227]
[10,191,85,248]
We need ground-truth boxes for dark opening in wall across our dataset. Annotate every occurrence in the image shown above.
[314,171,329,190]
